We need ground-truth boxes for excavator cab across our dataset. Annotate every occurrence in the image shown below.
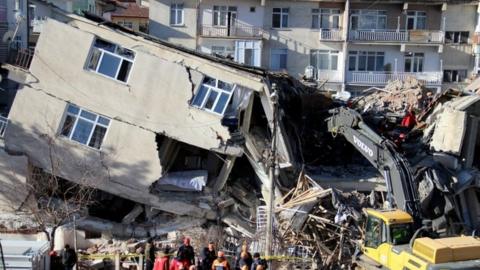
[361,208,416,268]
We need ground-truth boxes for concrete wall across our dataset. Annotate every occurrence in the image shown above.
[149,0,197,49]
[4,16,268,218]
[443,4,477,73]
[111,16,148,32]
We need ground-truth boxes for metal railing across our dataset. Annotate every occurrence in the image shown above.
[319,29,343,41]
[0,116,7,138]
[349,29,408,42]
[8,47,34,70]
[199,21,263,38]
[348,71,443,85]
[349,29,444,43]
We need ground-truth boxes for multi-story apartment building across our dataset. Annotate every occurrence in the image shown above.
[149,0,480,93]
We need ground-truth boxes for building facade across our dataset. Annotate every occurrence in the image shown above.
[149,0,480,93]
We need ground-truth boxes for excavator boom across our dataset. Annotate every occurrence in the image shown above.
[327,107,422,222]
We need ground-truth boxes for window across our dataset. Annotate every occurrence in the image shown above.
[404,52,424,72]
[213,6,237,27]
[365,216,383,248]
[60,104,111,149]
[312,9,340,29]
[406,11,426,30]
[250,7,256,12]
[270,48,287,70]
[310,50,338,70]
[118,21,133,29]
[170,3,184,26]
[272,8,289,28]
[445,31,469,44]
[87,39,135,83]
[390,223,413,245]
[191,76,235,115]
[350,10,386,30]
[348,51,384,71]
[211,46,234,57]
[443,70,467,83]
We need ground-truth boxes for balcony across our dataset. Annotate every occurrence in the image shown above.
[319,29,343,41]
[316,70,343,82]
[349,29,444,43]
[7,48,34,70]
[347,71,442,86]
[199,21,263,39]
[0,116,8,138]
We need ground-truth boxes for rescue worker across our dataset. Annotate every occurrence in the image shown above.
[153,247,171,270]
[250,253,267,270]
[145,238,156,270]
[236,243,252,270]
[170,256,185,270]
[199,242,216,270]
[177,237,195,268]
[212,251,231,270]
[61,244,77,270]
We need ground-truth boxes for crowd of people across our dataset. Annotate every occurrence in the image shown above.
[146,238,268,270]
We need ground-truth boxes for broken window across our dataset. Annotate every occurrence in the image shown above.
[87,38,135,83]
[445,31,469,44]
[191,76,235,115]
[60,104,111,149]
[170,3,184,26]
[443,69,467,83]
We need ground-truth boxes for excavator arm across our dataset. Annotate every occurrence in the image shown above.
[327,107,422,221]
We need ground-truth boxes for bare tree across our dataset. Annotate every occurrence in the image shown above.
[19,134,104,251]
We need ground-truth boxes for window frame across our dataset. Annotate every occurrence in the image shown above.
[170,3,184,26]
[348,51,385,72]
[310,50,339,71]
[60,104,111,150]
[191,76,236,116]
[404,52,424,73]
[445,31,469,44]
[213,5,237,27]
[406,10,427,30]
[270,48,288,70]
[350,9,386,30]
[87,38,135,83]
[272,7,289,29]
[312,8,340,29]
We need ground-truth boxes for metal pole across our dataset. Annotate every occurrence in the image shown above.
[265,83,278,267]
[73,216,77,270]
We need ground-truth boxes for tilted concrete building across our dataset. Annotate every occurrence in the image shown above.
[0,10,299,237]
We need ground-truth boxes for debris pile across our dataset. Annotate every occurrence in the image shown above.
[277,172,374,268]
[354,77,432,114]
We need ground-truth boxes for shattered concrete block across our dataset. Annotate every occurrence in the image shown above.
[430,108,467,155]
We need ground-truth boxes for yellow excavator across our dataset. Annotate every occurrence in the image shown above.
[327,107,480,269]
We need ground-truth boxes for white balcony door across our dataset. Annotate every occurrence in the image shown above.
[404,52,424,72]
[235,40,261,67]
[406,11,426,30]
[213,6,237,35]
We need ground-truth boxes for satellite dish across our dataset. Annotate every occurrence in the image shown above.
[2,31,14,43]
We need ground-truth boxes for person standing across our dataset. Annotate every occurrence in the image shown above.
[250,253,267,270]
[145,238,156,270]
[177,237,195,268]
[211,251,230,270]
[61,244,77,270]
[199,242,216,270]
[153,247,171,270]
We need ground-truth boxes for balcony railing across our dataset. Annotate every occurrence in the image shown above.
[348,71,442,86]
[349,29,444,43]
[319,29,343,41]
[8,48,34,70]
[316,70,343,82]
[0,116,8,138]
[199,21,263,38]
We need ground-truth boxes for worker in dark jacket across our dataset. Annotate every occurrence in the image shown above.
[145,238,156,270]
[199,242,216,270]
[61,244,77,270]
[177,237,195,268]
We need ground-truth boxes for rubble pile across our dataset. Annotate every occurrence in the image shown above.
[354,76,431,114]
[277,172,374,268]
